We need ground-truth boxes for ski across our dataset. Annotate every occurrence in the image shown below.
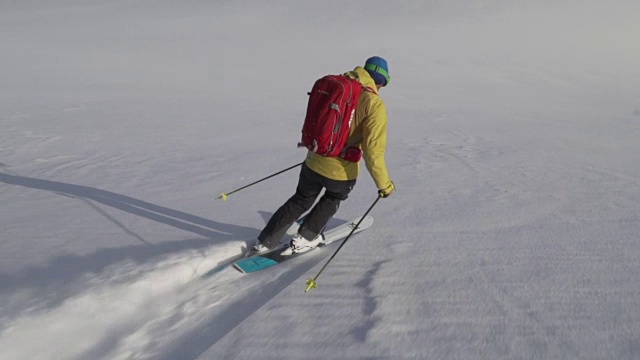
[233,215,373,273]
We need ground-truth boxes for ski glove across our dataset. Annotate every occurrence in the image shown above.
[378,181,395,198]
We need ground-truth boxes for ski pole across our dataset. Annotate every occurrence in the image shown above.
[216,162,303,201]
[305,195,382,292]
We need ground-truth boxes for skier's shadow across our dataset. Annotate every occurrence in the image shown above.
[0,172,260,308]
[0,172,256,241]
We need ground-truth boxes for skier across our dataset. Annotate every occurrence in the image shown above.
[246,56,395,256]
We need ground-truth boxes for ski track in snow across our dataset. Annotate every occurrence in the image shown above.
[0,242,246,360]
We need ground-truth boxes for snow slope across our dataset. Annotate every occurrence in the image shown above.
[1,1,640,359]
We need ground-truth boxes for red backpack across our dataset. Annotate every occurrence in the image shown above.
[298,75,363,160]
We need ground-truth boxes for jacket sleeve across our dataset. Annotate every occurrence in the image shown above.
[361,97,392,190]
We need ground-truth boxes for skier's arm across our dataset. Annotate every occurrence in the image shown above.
[362,99,392,191]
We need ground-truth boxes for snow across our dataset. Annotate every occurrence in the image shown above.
[1,0,640,359]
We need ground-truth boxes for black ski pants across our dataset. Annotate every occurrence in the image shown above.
[258,163,356,249]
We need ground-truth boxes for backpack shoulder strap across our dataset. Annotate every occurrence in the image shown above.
[363,86,376,94]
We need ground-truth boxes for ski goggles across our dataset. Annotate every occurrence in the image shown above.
[364,63,391,86]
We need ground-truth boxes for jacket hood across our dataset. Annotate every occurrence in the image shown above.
[346,66,378,94]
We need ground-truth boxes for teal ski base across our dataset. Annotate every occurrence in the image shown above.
[233,256,279,273]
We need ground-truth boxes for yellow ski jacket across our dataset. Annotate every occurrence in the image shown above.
[304,66,392,191]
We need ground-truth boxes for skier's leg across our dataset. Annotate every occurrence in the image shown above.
[297,176,356,241]
[258,164,322,248]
